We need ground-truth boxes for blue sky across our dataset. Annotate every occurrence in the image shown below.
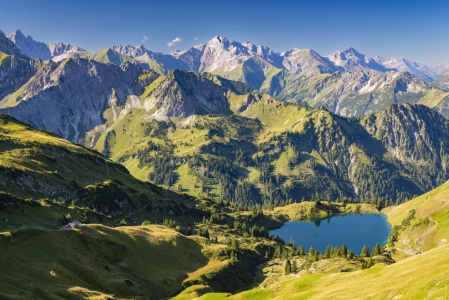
[1,0,448,66]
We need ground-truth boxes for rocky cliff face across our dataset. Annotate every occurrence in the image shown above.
[319,71,426,116]
[362,103,449,165]
[6,30,85,61]
[0,58,145,141]
[141,70,233,121]
[0,31,39,101]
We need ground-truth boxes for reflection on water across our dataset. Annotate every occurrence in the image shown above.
[269,214,391,253]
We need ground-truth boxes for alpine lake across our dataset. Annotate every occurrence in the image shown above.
[269,213,392,254]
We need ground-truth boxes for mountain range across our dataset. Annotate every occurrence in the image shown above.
[5,30,449,119]
[2,28,449,299]
[6,30,449,80]
[109,36,449,81]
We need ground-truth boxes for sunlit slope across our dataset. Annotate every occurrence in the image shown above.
[384,179,449,252]
[0,113,195,220]
[0,224,216,299]
[195,244,449,300]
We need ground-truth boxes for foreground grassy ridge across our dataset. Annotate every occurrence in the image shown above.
[0,224,219,299]
[188,243,449,300]
[383,179,449,253]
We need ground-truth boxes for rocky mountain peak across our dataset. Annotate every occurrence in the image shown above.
[141,69,232,121]
[280,48,301,56]
[7,29,27,41]
[6,29,85,61]
[0,30,23,57]
[209,36,230,46]
[326,47,388,73]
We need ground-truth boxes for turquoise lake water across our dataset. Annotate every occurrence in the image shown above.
[269,214,392,254]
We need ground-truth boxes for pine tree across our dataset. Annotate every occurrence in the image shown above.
[362,257,374,269]
[299,245,305,256]
[282,248,288,259]
[368,257,374,268]
[272,247,278,259]
[340,244,348,257]
[372,243,381,256]
[231,238,239,251]
[284,259,291,274]
[347,250,354,260]
[308,245,315,257]
[361,245,371,257]
[314,250,319,262]
[230,250,235,263]
[324,244,331,259]
[291,260,297,274]
[331,247,338,257]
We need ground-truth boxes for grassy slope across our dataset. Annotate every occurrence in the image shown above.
[205,244,449,300]
[0,113,200,225]
[0,112,123,198]
[0,224,219,299]
[0,193,117,231]
[383,179,449,253]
